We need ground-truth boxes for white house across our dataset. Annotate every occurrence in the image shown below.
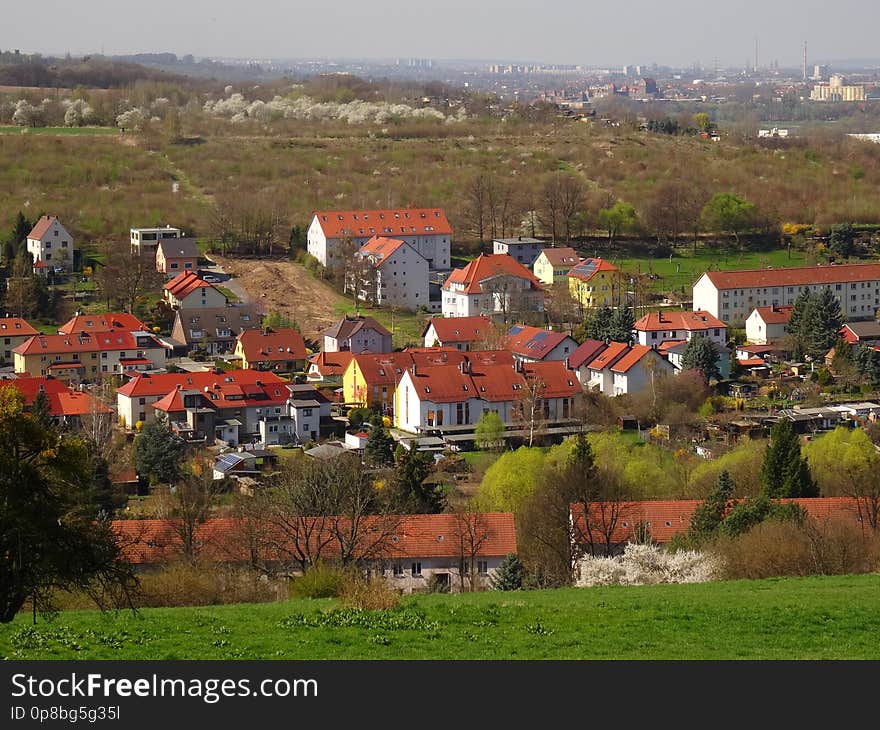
[322,316,392,354]
[27,216,75,272]
[633,310,727,348]
[441,254,544,318]
[493,237,544,267]
[307,208,452,270]
[130,225,192,257]
[422,315,492,350]
[581,342,674,396]
[692,263,880,323]
[503,324,578,363]
[745,305,794,345]
[567,339,608,388]
[163,271,228,309]
[353,236,429,311]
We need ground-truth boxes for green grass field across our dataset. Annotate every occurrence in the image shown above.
[0,126,118,135]
[332,301,429,349]
[4,574,880,660]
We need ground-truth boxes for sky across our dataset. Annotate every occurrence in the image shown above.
[3,0,879,69]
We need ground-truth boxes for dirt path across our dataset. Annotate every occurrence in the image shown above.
[211,255,348,341]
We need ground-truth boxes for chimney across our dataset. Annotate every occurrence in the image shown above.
[411,362,417,377]
[564,356,570,370]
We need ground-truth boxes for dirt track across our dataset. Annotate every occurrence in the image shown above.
[211,256,348,341]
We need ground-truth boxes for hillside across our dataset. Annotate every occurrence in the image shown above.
[4,574,880,660]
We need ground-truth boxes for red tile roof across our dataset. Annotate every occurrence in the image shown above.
[116,370,286,399]
[163,270,213,298]
[585,341,630,370]
[322,315,391,341]
[502,324,574,360]
[443,254,543,294]
[308,350,354,377]
[14,330,163,356]
[58,313,146,335]
[357,235,408,265]
[238,328,307,363]
[112,512,516,564]
[609,344,655,374]
[56,391,112,416]
[313,208,452,238]
[635,309,726,332]
[0,317,39,337]
[752,305,794,325]
[571,497,865,545]
[27,215,59,240]
[567,258,619,283]
[423,315,492,344]
[737,357,769,368]
[0,376,110,417]
[568,339,607,369]
[702,262,880,289]
[539,247,580,268]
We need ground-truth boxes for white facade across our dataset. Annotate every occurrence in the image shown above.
[323,328,391,354]
[745,309,789,345]
[307,214,451,271]
[166,285,228,310]
[693,272,880,324]
[28,218,74,271]
[610,355,673,396]
[356,242,429,311]
[375,556,501,594]
[634,324,727,348]
[493,237,544,267]
[130,226,187,256]
[442,276,543,318]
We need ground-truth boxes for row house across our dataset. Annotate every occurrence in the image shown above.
[577,341,675,396]
[503,324,578,363]
[234,327,308,372]
[13,330,169,384]
[692,263,880,323]
[58,312,146,335]
[422,315,492,350]
[393,355,581,435]
[307,208,452,270]
[0,317,39,365]
[568,258,626,308]
[353,236,429,311]
[532,246,580,286]
[1,375,112,428]
[633,310,727,348]
[745,305,794,345]
[171,305,259,356]
[113,512,517,594]
[27,215,75,272]
[322,315,392,354]
[163,270,228,309]
[441,254,544,318]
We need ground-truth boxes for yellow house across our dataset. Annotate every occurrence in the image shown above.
[342,352,412,411]
[568,258,626,308]
[532,247,580,286]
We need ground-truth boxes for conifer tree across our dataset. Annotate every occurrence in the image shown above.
[760,419,818,498]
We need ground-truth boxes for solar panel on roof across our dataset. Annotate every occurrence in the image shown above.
[531,331,550,342]
[574,260,598,278]
[509,325,523,335]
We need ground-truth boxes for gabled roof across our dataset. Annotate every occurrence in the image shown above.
[585,341,630,370]
[313,208,452,238]
[13,330,163,356]
[308,350,354,377]
[27,215,61,240]
[503,324,574,360]
[113,512,517,564]
[356,235,410,266]
[323,315,392,341]
[163,270,213,298]
[634,309,726,332]
[173,306,259,344]
[538,246,580,268]
[567,258,619,283]
[752,305,794,325]
[0,376,110,417]
[841,320,880,343]
[609,344,657,374]
[157,238,199,259]
[521,360,581,398]
[58,313,146,335]
[238,328,307,362]
[442,254,543,294]
[117,370,287,399]
[0,317,39,337]
[700,262,880,289]
[568,339,607,369]
[423,315,492,344]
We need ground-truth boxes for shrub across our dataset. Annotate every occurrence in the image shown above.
[339,574,400,610]
[491,553,525,591]
[290,562,353,599]
[574,543,718,587]
[135,562,281,607]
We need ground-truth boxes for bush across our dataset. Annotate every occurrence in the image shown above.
[339,574,400,610]
[574,543,718,587]
[491,553,525,591]
[290,562,353,599]
[135,562,282,607]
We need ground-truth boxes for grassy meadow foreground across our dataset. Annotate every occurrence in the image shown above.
[3,574,880,660]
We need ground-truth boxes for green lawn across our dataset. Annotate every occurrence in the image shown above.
[0,125,118,135]
[4,574,880,660]
[332,301,429,349]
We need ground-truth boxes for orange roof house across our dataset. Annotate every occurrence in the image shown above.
[234,327,308,372]
[58,312,147,335]
[422,315,493,350]
[441,254,544,318]
[567,258,625,308]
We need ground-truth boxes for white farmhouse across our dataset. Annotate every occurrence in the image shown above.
[441,254,544,318]
[745,305,794,345]
[307,208,452,270]
[633,310,727,348]
[27,216,75,272]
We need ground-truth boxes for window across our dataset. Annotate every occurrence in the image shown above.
[139,397,146,405]
[302,408,312,417]
[138,411,146,421]
[477,560,488,576]
[392,563,404,577]
[411,562,422,576]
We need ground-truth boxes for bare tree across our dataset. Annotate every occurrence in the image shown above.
[155,459,219,561]
[513,367,548,448]
[4,253,37,318]
[453,508,491,592]
[95,243,165,314]
[462,172,493,250]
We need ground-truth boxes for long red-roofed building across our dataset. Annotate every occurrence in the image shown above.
[442,254,544,318]
[112,512,516,593]
[307,207,452,270]
[0,375,111,426]
[58,312,147,335]
[633,309,727,347]
[693,262,880,323]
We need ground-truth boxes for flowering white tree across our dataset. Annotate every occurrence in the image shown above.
[575,543,718,587]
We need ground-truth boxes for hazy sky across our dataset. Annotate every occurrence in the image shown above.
[3,0,878,68]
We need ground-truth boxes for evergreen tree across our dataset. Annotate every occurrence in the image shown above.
[690,469,735,536]
[3,211,32,263]
[30,390,53,430]
[609,306,635,344]
[491,553,525,591]
[393,446,444,513]
[590,305,614,342]
[567,431,597,482]
[134,416,186,485]
[681,334,721,382]
[760,419,818,498]
[787,289,813,361]
[719,493,805,537]
[828,223,856,259]
[804,287,844,361]
[364,416,395,467]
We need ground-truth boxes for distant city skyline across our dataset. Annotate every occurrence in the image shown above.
[3,0,880,70]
